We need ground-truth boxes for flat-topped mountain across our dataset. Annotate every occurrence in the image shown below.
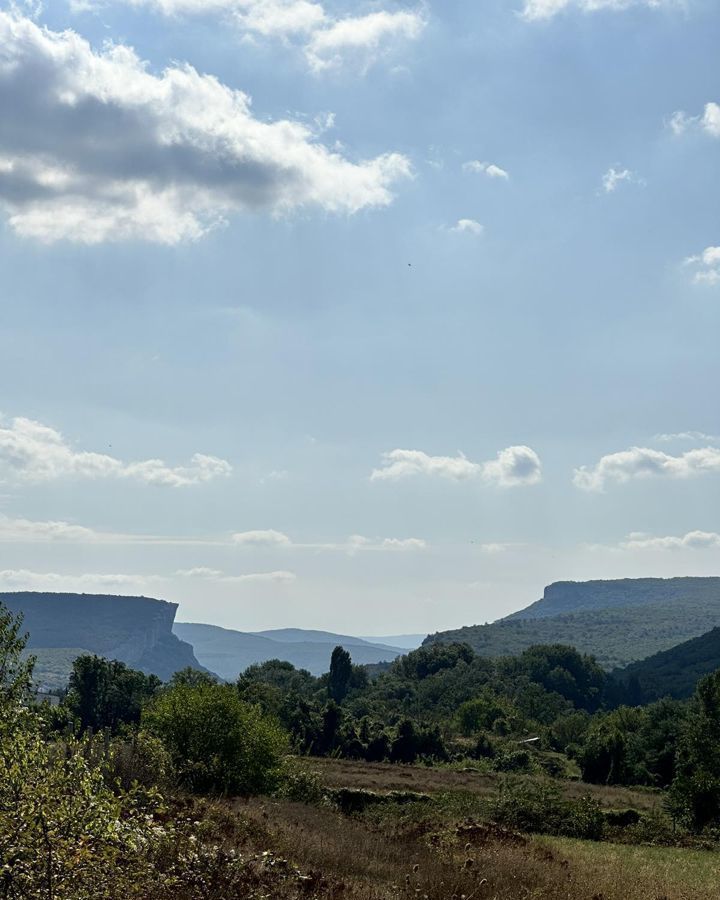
[424,577,720,670]
[2,592,202,686]
[505,577,720,621]
[174,622,405,680]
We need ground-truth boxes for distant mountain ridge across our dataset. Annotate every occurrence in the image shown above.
[174,622,405,679]
[2,592,203,687]
[424,577,720,670]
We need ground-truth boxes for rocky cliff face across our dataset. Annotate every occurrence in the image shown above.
[1,592,202,681]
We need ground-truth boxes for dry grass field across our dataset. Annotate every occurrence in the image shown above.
[306,756,663,812]
[223,795,720,900]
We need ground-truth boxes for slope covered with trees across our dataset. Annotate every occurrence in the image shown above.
[424,578,720,669]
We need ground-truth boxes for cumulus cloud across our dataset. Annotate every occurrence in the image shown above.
[305,10,426,72]
[450,218,484,236]
[0,416,231,486]
[522,0,676,21]
[669,102,720,138]
[232,529,292,546]
[462,160,509,180]
[83,1,425,73]
[371,446,542,487]
[621,530,720,551]
[0,12,411,244]
[683,246,720,286]
[574,445,720,491]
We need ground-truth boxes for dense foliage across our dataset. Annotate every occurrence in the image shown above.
[423,599,720,669]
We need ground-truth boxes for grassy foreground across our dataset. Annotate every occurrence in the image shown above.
[227,792,720,900]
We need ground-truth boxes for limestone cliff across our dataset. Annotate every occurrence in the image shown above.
[2,592,202,682]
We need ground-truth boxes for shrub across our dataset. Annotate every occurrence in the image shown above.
[143,682,288,796]
[491,778,604,840]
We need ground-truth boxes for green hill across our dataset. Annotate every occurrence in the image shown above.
[615,627,720,701]
[424,578,720,670]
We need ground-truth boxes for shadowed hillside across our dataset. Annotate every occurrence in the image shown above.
[615,626,720,702]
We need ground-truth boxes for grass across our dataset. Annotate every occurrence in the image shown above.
[223,795,719,899]
[539,836,720,899]
[306,756,663,812]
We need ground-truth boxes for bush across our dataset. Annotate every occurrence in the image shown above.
[143,682,288,796]
[491,778,604,840]
[276,760,325,804]
[494,749,534,773]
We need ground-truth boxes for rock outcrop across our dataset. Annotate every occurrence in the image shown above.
[2,592,202,682]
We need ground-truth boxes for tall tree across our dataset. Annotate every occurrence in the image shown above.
[328,645,353,702]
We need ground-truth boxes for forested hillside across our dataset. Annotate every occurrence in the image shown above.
[425,578,720,669]
[616,627,720,702]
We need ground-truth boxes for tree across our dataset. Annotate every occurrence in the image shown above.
[66,655,161,734]
[0,603,34,706]
[143,681,287,795]
[328,645,353,702]
[669,670,720,830]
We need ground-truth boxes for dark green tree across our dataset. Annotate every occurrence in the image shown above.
[66,655,161,734]
[669,670,720,830]
[328,645,353,702]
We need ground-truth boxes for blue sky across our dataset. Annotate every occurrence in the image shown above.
[0,0,718,634]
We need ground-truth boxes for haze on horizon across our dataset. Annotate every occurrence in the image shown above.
[0,0,718,635]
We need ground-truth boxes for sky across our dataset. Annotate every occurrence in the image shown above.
[0,0,718,635]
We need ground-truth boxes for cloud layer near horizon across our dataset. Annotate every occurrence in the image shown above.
[0,416,231,486]
[0,11,411,243]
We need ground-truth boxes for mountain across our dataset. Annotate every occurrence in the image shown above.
[3,592,202,687]
[359,634,426,650]
[614,627,720,702]
[424,577,720,670]
[174,622,405,679]
[252,628,402,655]
[505,577,720,620]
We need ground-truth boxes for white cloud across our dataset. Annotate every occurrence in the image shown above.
[463,160,509,180]
[177,566,296,583]
[601,167,636,193]
[0,569,149,590]
[654,431,720,443]
[380,537,427,550]
[84,1,425,73]
[0,12,411,244]
[574,445,720,491]
[522,0,676,22]
[683,246,720,286]
[305,10,426,72]
[0,416,231,486]
[670,102,720,138]
[371,445,542,487]
[232,529,292,546]
[0,515,99,542]
[450,218,484,236]
[621,530,720,551]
